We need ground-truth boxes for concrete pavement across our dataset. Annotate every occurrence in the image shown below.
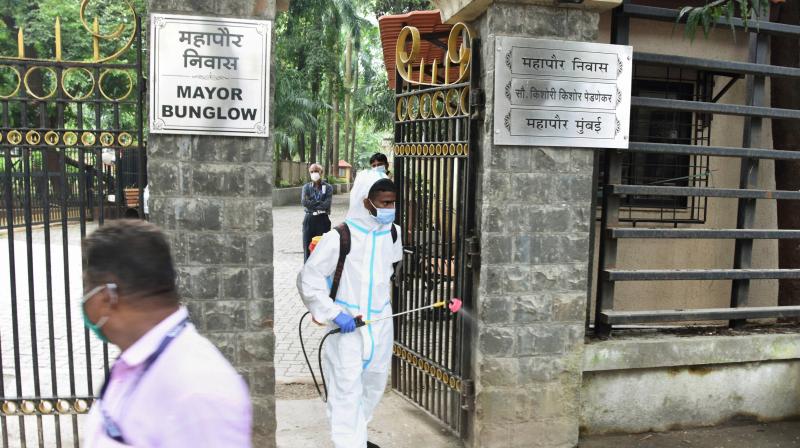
[277,384,464,448]
[273,194,349,382]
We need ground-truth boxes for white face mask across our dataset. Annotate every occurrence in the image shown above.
[310,172,321,181]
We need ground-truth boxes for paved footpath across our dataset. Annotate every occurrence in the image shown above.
[273,193,350,382]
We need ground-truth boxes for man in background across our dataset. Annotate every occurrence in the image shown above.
[369,153,391,178]
[302,163,333,261]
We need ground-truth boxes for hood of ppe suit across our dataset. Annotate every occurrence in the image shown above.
[346,169,389,230]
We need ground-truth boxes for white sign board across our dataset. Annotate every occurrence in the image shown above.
[149,14,271,137]
[494,37,632,148]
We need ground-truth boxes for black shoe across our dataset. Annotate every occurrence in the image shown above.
[367,442,381,448]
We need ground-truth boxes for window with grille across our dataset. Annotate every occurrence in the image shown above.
[599,65,712,225]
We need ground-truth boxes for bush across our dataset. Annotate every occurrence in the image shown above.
[328,176,349,185]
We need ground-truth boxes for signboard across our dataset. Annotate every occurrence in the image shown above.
[494,37,632,148]
[149,14,271,137]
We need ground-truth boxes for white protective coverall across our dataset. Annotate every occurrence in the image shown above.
[297,170,402,447]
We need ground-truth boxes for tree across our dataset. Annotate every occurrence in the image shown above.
[273,0,398,182]
[681,0,800,308]
[369,0,432,19]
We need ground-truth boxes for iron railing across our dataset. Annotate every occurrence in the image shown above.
[0,10,144,447]
[593,1,800,336]
[391,25,478,437]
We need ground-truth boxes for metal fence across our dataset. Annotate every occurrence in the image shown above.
[391,23,477,437]
[0,7,144,447]
[593,1,800,336]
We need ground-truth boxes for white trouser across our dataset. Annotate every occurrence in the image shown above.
[323,318,393,448]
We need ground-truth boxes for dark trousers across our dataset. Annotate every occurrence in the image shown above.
[303,213,331,261]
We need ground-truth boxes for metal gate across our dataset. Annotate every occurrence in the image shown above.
[0,1,144,446]
[391,23,478,436]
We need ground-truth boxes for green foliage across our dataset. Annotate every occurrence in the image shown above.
[273,0,398,171]
[328,176,349,185]
[0,1,146,136]
[678,0,771,40]
[368,0,433,19]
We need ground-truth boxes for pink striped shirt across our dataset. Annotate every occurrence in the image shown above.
[83,307,251,447]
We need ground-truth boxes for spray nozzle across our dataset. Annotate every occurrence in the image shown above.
[432,298,463,313]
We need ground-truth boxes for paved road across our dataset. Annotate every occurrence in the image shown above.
[273,194,349,382]
[277,385,463,448]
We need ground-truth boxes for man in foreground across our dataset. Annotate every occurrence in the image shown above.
[297,170,402,448]
[81,219,251,447]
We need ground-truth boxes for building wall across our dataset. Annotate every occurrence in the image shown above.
[582,333,800,434]
[589,14,778,318]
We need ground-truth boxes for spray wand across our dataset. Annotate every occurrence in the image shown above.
[299,298,463,402]
[327,298,463,334]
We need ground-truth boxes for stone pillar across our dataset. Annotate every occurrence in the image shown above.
[147,1,279,446]
[467,3,599,447]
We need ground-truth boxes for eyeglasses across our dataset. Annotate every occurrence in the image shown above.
[81,283,116,304]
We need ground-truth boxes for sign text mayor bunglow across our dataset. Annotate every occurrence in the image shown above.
[149,14,272,137]
[494,37,633,149]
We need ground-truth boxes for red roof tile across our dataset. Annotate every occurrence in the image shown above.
[378,10,458,89]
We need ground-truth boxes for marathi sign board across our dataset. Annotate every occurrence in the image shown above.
[149,14,271,137]
[494,37,632,149]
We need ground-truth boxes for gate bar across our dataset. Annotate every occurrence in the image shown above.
[623,3,800,37]
[633,52,800,79]
[601,306,800,324]
[631,96,800,120]
[624,142,800,161]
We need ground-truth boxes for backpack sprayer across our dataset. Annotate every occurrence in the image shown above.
[299,297,463,402]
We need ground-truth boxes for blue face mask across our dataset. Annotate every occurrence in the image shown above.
[373,165,387,174]
[369,199,396,225]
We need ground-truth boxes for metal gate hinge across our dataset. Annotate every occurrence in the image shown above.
[466,235,480,270]
[469,89,486,110]
[460,379,475,411]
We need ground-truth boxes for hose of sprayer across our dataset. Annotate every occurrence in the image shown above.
[298,311,334,402]
[300,312,370,402]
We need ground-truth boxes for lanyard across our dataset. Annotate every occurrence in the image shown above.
[98,317,189,444]
[310,183,324,202]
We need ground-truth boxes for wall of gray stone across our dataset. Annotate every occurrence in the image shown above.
[468,3,599,447]
[147,1,277,446]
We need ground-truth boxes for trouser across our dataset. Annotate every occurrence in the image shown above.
[303,212,331,261]
[322,318,393,448]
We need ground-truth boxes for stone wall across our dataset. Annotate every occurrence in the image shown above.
[468,3,599,447]
[147,1,277,446]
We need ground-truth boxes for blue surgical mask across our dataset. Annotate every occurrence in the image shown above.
[373,165,387,174]
[369,199,396,225]
[81,284,116,343]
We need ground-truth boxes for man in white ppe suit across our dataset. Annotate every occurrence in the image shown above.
[297,170,402,448]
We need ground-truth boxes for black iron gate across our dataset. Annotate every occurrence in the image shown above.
[391,23,478,437]
[0,2,144,446]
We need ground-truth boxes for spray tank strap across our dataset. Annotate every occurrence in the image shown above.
[329,223,351,301]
